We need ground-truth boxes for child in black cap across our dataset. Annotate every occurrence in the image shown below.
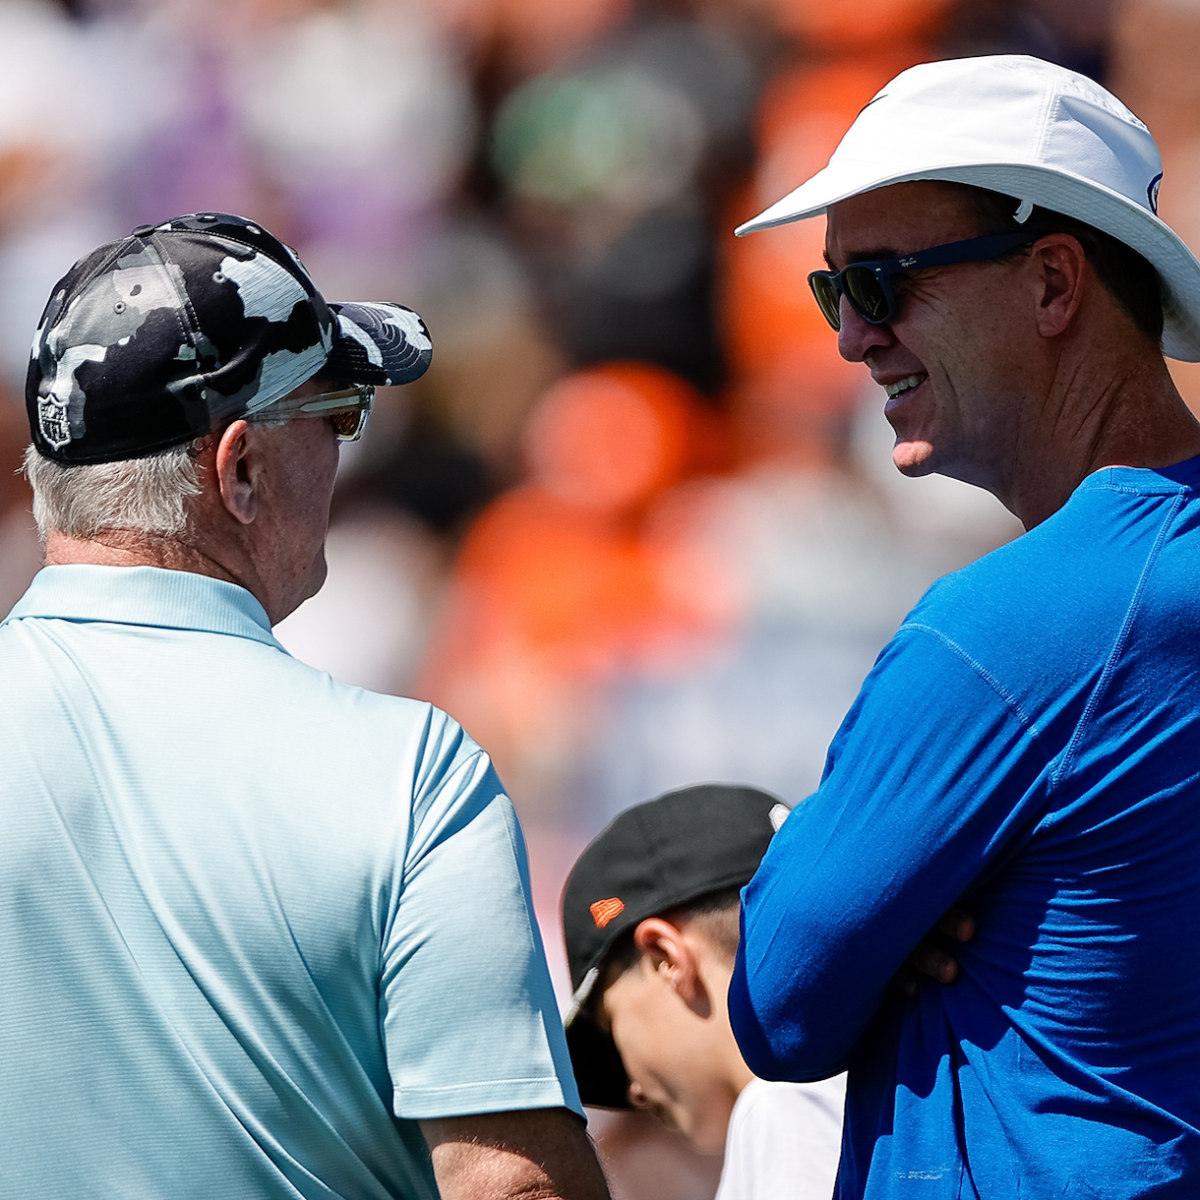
[561,784,844,1199]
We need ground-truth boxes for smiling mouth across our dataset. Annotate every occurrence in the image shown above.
[883,372,928,399]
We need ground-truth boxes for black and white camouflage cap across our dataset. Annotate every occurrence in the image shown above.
[26,212,433,464]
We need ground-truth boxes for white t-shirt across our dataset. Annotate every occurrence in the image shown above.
[715,1075,847,1200]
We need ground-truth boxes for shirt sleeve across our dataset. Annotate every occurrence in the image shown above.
[730,624,1053,1082]
[379,713,583,1120]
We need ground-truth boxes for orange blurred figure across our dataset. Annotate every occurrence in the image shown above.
[752,59,928,211]
[417,363,730,804]
[723,185,835,371]
[760,0,954,50]
[440,361,710,670]
[453,492,657,674]
[721,60,931,443]
[525,362,699,515]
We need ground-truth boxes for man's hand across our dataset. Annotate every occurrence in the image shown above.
[420,1107,611,1200]
[891,906,976,997]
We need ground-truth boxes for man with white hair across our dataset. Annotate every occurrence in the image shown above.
[729,57,1200,1196]
[1,213,610,1200]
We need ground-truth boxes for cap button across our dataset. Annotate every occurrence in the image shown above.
[131,224,158,238]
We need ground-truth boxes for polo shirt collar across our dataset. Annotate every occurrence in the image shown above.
[3,565,282,649]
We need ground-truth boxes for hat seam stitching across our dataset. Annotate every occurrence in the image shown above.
[144,233,209,419]
[186,228,317,299]
[1031,83,1056,171]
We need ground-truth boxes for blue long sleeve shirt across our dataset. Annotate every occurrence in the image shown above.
[731,460,1200,1197]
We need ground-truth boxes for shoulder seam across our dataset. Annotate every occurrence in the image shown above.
[1085,465,1194,497]
[900,621,1041,734]
[1090,482,1186,497]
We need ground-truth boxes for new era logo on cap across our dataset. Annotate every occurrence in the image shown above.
[590,898,625,929]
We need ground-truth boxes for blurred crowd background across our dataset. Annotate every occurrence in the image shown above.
[4,0,1200,1193]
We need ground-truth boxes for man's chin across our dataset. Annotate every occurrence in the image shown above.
[274,554,328,626]
[308,552,329,599]
[892,438,937,477]
[297,545,330,603]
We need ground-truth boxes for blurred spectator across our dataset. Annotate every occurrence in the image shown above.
[941,0,1114,78]
[418,362,725,822]
[100,0,259,231]
[761,0,955,51]
[492,12,757,389]
[0,0,111,611]
[401,215,565,480]
[1110,0,1200,414]
[0,0,117,390]
[460,0,634,78]
[233,0,475,291]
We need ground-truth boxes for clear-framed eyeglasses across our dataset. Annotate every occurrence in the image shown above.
[248,383,375,442]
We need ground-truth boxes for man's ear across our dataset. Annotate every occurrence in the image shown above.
[1031,233,1088,339]
[214,420,260,526]
[633,917,710,1017]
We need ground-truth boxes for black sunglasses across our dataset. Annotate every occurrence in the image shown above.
[808,232,1036,331]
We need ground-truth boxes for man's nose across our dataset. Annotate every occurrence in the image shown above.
[627,1081,650,1109]
[837,296,895,364]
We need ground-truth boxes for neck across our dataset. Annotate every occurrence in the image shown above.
[1000,345,1200,529]
[44,528,255,595]
[699,955,756,1100]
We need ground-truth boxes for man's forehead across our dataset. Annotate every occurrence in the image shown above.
[824,180,982,267]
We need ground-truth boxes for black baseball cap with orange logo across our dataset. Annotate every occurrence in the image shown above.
[560,783,786,1108]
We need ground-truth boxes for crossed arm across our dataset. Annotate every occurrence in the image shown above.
[731,629,1047,1080]
[421,1108,611,1200]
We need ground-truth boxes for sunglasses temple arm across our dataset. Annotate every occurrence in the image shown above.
[895,232,1034,272]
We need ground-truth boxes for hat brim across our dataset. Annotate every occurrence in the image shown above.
[325,301,433,385]
[736,161,1200,362]
[565,1013,634,1110]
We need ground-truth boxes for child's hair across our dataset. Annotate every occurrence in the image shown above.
[600,886,743,983]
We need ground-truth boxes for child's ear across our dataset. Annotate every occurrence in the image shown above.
[633,918,710,1016]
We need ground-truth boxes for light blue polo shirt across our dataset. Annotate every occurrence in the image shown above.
[0,565,580,1200]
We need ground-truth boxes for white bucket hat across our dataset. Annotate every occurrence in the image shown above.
[736,55,1200,362]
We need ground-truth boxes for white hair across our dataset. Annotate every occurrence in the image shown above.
[23,442,202,542]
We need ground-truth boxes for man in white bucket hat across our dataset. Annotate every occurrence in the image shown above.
[729,56,1200,1197]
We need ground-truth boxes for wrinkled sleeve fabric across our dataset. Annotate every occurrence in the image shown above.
[730,624,1053,1082]
[380,711,582,1120]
